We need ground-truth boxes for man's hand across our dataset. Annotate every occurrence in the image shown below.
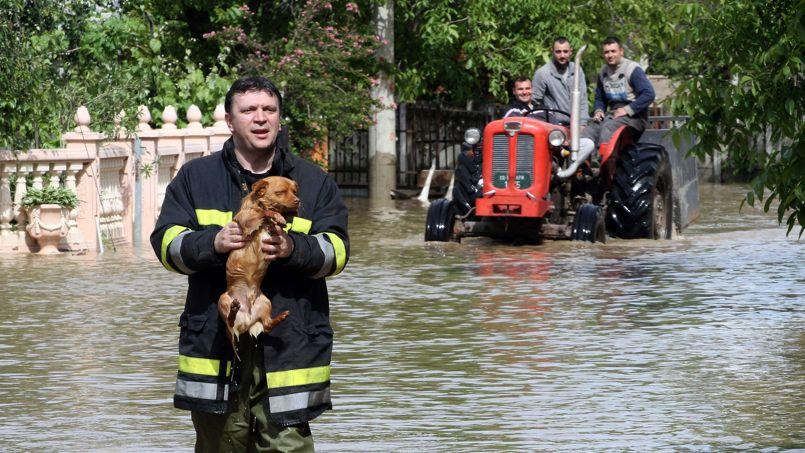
[261,223,294,262]
[214,221,248,254]
[612,107,629,118]
[593,110,605,122]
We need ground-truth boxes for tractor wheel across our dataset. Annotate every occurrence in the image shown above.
[606,143,673,239]
[452,151,482,216]
[571,203,606,243]
[425,198,457,242]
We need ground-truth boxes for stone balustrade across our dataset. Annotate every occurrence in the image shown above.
[0,103,232,253]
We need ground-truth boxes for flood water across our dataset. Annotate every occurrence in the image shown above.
[0,182,802,451]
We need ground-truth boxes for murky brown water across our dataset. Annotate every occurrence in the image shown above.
[1,182,803,451]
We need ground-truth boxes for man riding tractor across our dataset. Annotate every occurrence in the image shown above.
[425,41,674,244]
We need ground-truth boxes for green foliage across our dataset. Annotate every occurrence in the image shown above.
[21,186,79,210]
[204,0,380,156]
[0,1,152,149]
[394,0,672,103]
[0,0,234,149]
[669,0,804,234]
[2,0,802,232]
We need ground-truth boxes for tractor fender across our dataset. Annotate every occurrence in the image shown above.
[598,125,634,165]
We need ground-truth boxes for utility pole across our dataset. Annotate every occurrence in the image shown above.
[368,0,396,199]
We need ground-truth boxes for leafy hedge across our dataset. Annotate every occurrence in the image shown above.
[21,187,79,210]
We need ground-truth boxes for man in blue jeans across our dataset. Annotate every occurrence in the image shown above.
[580,36,655,156]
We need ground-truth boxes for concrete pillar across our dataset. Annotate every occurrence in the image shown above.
[368,0,396,199]
[62,106,104,251]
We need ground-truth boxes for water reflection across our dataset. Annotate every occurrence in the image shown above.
[0,183,802,451]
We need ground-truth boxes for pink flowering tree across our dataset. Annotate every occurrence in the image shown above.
[206,0,379,162]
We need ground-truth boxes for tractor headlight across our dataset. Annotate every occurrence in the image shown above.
[464,127,481,145]
[548,129,566,148]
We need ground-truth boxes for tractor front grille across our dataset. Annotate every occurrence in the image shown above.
[491,133,509,188]
[491,132,534,189]
[515,134,534,188]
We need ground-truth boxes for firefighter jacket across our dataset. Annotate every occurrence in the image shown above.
[150,138,349,426]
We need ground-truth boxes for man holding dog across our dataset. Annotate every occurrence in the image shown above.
[151,76,349,452]
[531,36,589,126]
[579,36,655,156]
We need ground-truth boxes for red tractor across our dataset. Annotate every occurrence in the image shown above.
[425,46,675,243]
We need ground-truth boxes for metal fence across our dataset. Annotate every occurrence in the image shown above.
[395,103,493,189]
[328,130,369,191]
[327,102,494,193]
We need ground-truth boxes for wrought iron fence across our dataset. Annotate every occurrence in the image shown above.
[328,130,369,191]
[327,102,494,192]
[395,103,493,189]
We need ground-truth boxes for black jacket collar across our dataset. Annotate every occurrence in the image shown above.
[221,133,296,189]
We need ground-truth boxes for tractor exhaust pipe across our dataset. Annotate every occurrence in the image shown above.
[557,44,589,179]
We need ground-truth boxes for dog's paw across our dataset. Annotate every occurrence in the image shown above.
[248,322,264,338]
[227,299,240,327]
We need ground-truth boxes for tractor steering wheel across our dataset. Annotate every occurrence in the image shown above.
[522,106,572,122]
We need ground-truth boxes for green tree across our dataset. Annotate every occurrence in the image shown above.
[0,1,146,148]
[122,0,380,158]
[0,0,232,149]
[668,0,804,235]
[204,0,380,159]
[393,0,672,103]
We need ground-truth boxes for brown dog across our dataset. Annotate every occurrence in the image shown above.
[217,176,299,357]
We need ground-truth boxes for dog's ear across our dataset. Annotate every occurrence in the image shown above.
[234,179,272,238]
[234,208,263,238]
[252,178,272,199]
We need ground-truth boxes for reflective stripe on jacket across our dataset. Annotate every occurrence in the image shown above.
[150,138,349,425]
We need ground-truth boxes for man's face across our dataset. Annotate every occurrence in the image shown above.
[226,90,281,154]
[513,80,532,103]
[552,42,572,66]
[602,43,624,67]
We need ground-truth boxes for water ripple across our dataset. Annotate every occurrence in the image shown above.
[0,183,803,451]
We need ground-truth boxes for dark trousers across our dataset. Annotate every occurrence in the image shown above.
[191,336,315,453]
[581,113,648,147]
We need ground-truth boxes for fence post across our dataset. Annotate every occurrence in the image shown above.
[182,104,213,165]
[208,104,231,154]
[133,137,143,247]
[0,163,14,250]
[61,106,104,251]
[136,105,161,246]
[397,103,407,188]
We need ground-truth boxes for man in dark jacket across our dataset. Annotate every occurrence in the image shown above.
[502,77,541,118]
[580,36,655,156]
[151,76,349,452]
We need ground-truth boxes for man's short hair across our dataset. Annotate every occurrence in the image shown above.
[602,36,621,47]
[224,76,283,114]
[553,36,570,46]
[514,76,531,84]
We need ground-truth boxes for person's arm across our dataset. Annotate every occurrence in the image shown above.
[150,168,228,275]
[592,73,606,115]
[532,68,546,105]
[625,67,655,116]
[273,174,350,279]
